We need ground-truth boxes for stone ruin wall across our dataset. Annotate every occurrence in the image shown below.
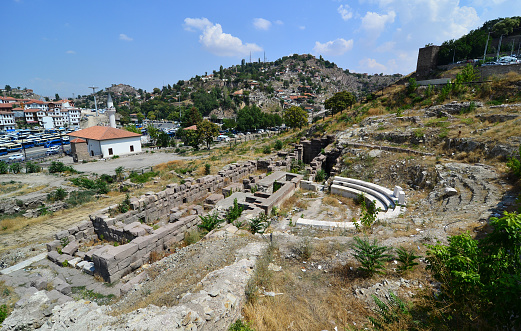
[46,161,258,282]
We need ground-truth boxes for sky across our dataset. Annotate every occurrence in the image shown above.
[2,0,520,98]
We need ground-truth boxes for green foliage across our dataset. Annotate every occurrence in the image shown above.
[198,119,220,149]
[324,90,356,114]
[228,319,255,331]
[249,212,270,234]
[395,247,420,273]
[204,163,211,175]
[274,139,283,150]
[118,193,131,213]
[0,304,8,323]
[66,190,95,207]
[507,145,521,178]
[354,194,381,229]
[262,145,271,154]
[47,188,68,202]
[352,237,392,277]
[62,260,69,267]
[456,64,479,83]
[48,161,77,174]
[184,229,202,245]
[492,17,520,36]
[70,177,109,194]
[426,211,521,328]
[226,198,243,223]
[0,161,8,174]
[8,163,21,174]
[273,181,282,193]
[369,292,412,330]
[129,171,159,183]
[314,169,326,182]
[406,77,418,95]
[283,106,308,129]
[198,212,224,232]
[25,162,41,173]
[124,125,141,134]
[115,166,125,181]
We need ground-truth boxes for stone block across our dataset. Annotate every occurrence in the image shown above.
[82,262,95,275]
[68,257,82,268]
[111,243,139,261]
[46,240,61,252]
[205,193,224,205]
[56,253,73,266]
[62,241,79,256]
[47,251,60,263]
[55,230,69,240]
[67,226,79,235]
[55,282,71,296]
[77,220,91,231]
[30,277,47,290]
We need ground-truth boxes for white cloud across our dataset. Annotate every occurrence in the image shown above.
[361,11,396,37]
[313,38,354,56]
[253,18,272,31]
[299,26,306,30]
[274,20,284,25]
[119,33,133,41]
[338,4,353,21]
[184,17,262,57]
[359,58,387,71]
[184,17,212,31]
[66,50,76,54]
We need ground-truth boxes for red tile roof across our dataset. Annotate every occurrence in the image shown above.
[183,125,197,130]
[71,138,86,143]
[0,103,13,109]
[67,126,141,141]
[0,111,14,115]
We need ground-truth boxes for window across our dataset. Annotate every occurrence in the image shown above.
[108,148,113,156]
[130,145,134,152]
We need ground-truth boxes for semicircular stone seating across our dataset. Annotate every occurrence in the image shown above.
[330,176,406,220]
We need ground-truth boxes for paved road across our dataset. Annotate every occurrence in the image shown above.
[0,145,71,163]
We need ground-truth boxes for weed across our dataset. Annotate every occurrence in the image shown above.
[62,260,69,267]
[229,319,255,331]
[225,198,243,223]
[369,292,413,329]
[292,238,314,261]
[198,212,224,232]
[395,247,420,273]
[47,188,68,202]
[0,304,8,323]
[352,237,392,277]
[184,229,202,245]
[249,212,270,234]
[60,237,69,248]
[315,169,326,182]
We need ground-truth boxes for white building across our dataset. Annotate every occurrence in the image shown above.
[0,104,16,131]
[67,126,142,159]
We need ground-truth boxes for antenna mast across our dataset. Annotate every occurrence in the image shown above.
[88,86,99,116]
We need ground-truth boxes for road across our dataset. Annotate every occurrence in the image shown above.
[0,145,71,163]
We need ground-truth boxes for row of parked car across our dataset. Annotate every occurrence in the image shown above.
[482,55,521,66]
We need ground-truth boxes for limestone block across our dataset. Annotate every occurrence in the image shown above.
[67,226,79,235]
[30,277,48,291]
[55,282,71,296]
[47,251,61,263]
[131,235,155,250]
[46,240,61,252]
[68,257,82,268]
[111,243,139,261]
[77,220,91,231]
[62,241,79,256]
[56,254,73,266]
[55,230,69,241]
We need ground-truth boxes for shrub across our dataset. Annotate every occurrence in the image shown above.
[204,163,211,175]
[25,162,41,173]
[395,247,420,273]
[315,169,326,182]
[229,319,255,331]
[198,212,224,232]
[0,304,8,323]
[48,161,67,173]
[292,238,313,261]
[369,292,413,330]
[118,193,131,213]
[262,145,271,154]
[506,145,521,178]
[249,212,270,234]
[352,237,392,277]
[0,161,8,174]
[66,190,95,207]
[9,163,21,174]
[274,139,283,150]
[225,198,243,223]
[47,188,68,202]
[129,171,159,183]
[62,260,69,267]
[115,166,125,181]
[70,177,109,194]
[184,229,202,245]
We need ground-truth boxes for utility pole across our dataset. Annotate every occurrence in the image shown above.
[89,86,99,116]
[452,48,456,64]
[511,40,515,56]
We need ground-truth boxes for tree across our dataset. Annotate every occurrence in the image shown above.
[324,91,355,115]
[124,125,141,134]
[179,127,201,150]
[198,119,219,149]
[4,85,11,93]
[184,107,202,127]
[492,17,520,36]
[283,106,308,129]
[147,125,161,145]
[54,93,60,101]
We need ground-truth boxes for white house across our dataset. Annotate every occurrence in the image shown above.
[67,126,142,159]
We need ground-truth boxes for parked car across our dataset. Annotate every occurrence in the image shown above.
[8,154,25,161]
[46,146,61,155]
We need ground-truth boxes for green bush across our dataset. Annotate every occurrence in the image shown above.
[0,161,8,174]
[9,163,21,174]
[315,169,326,182]
[25,162,41,173]
[249,212,270,234]
[0,304,8,323]
[229,319,255,331]
[198,212,224,232]
[507,145,521,178]
[47,188,68,202]
[66,190,95,207]
[70,177,109,194]
[48,161,77,174]
[262,145,271,154]
[129,171,158,183]
[395,247,420,273]
[204,163,211,175]
[369,292,413,330]
[118,193,131,213]
[274,139,283,150]
[352,237,392,277]
[426,211,521,328]
[225,198,243,223]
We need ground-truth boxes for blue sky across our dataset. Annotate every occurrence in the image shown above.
[2,0,519,98]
